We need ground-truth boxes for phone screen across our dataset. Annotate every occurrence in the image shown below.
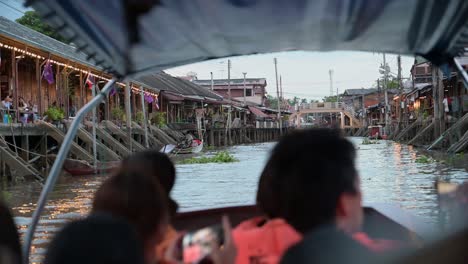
[182,225,224,264]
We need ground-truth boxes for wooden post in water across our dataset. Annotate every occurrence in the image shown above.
[21,135,29,162]
[139,86,149,148]
[92,82,98,166]
[125,81,132,152]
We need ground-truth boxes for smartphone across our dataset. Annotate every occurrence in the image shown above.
[182,225,224,264]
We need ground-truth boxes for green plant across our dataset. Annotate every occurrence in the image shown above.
[415,155,432,164]
[44,106,65,121]
[111,107,125,121]
[179,151,238,164]
[362,138,379,145]
[151,112,167,127]
[136,111,144,124]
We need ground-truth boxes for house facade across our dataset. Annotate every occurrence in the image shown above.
[193,78,267,106]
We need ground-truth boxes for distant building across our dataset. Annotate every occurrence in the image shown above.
[194,78,267,106]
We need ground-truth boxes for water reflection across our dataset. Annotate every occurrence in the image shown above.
[1,138,467,262]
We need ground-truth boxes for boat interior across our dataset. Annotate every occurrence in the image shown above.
[21,0,468,263]
[173,204,426,244]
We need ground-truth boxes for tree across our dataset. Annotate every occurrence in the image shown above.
[374,77,400,90]
[16,11,69,43]
[322,95,338,102]
[265,95,278,109]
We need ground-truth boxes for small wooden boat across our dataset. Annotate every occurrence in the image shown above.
[48,155,121,176]
[368,125,384,139]
[174,139,204,154]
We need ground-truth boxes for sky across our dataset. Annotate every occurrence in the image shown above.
[0,1,415,101]
[166,52,415,101]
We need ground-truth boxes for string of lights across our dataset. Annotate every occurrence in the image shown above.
[0,41,158,98]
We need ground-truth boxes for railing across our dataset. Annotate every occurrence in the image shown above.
[300,102,343,110]
[22,78,118,264]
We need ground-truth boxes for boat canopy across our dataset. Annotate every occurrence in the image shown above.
[28,0,468,77]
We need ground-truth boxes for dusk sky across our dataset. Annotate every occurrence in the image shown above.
[1,1,415,101]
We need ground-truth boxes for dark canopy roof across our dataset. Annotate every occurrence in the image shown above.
[29,0,468,76]
[136,72,222,100]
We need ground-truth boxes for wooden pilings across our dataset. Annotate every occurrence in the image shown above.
[204,128,284,147]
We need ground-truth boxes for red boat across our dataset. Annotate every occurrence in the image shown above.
[48,155,121,176]
[62,159,121,176]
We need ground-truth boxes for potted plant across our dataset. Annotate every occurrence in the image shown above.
[150,112,167,128]
[111,107,125,125]
[136,111,144,125]
[44,106,65,125]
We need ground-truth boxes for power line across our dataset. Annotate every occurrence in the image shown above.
[0,0,26,15]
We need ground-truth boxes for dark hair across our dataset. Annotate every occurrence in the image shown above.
[44,213,145,264]
[120,151,178,218]
[92,169,169,246]
[0,201,21,264]
[256,129,358,234]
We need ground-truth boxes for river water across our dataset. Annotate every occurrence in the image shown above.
[2,137,468,263]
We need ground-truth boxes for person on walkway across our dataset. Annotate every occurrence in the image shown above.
[0,200,21,264]
[1,95,12,109]
[92,166,169,264]
[44,213,145,264]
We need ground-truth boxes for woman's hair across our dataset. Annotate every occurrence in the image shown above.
[92,169,169,246]
[119,151,178,217]
[256,129,358,234]
[0,200,21,264]
[45,213,145,264]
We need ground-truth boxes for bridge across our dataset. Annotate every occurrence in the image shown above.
[290,102,362,128]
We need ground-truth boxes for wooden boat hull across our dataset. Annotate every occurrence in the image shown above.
[48,155,120,176]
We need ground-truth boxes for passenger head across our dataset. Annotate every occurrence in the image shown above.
[256,129,362,234]
[0,200,21,264]
[120,151,178,217]
[92,169,169,263]
[44,213,145,264]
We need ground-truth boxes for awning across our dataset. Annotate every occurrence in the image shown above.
[161,92,184,102]
[248,106,269,118]
[30,1,468,76]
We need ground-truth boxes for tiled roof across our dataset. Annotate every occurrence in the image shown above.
[0,16,98,69]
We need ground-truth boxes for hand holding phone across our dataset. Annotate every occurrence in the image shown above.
[165,216,236,264]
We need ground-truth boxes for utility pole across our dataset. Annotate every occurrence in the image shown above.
[383,53,389,135]
[280,75,283,102]
[329,69,334,126]
[397,55,403,131]
[210,72,214,90]
[227,60,231,100]
[242,72,247,106]
[274,58,282,134]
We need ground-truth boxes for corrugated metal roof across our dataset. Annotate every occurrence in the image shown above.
[343,88,377,96]
[194,78,267,86]
[135,72,223,101]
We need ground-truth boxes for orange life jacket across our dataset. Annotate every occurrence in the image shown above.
[232,217,302,264]
[352,232,402,253]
